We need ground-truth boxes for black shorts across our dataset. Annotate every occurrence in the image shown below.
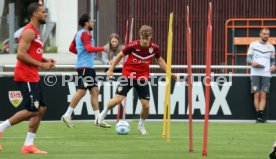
[104,68,122,73]
[115,79,150,100]
[17,82,46,112]
[251,76,271,93]
[77,68,98,90]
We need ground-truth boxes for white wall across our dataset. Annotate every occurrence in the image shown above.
[0,0,4,17]
[45,0,78,53]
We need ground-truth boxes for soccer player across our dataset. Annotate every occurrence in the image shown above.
[61,13,110,128]
[0,2,55,154]
[96,25,177,135]
[246,28,276,123]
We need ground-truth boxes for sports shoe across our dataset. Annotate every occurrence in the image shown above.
[137,125,148,135]
[269,141,276,159]
[61,116,74,128]
[95,115,111,128]
[21,144,48,154]
[96,120,111,128]
[0,132,2,152]
[256,117,266,123]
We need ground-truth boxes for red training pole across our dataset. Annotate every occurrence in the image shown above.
[186,5,193,153]
[124,20,129,45]
[122,18,133,120]
[129,18,134,42]
[202,2,212,156]
[116,19,129,123]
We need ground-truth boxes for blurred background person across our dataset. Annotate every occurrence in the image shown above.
[101,33,124,72]
[246,28,276,123]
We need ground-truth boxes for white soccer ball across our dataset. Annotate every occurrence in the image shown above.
[115,120,130,135]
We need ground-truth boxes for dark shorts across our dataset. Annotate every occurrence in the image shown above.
[77,68,98,90]
[251,76,271,93]
[104,68,122,73]
[17,82,46,112]
[115,79,150,100]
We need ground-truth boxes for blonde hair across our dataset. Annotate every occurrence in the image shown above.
[139,25,153,39]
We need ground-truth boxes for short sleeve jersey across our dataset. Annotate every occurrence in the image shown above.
[122,40,161,79]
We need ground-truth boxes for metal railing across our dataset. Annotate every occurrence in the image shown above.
[0,64,260,77]
[1,64,252,69]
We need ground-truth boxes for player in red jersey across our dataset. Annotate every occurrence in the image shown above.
[97,25,177,135]
[0,2,55,154]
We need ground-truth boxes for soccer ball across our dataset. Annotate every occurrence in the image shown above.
[115,120,130,135]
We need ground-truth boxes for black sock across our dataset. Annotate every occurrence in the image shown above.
[258,110,264,119]
[269,149,276,159]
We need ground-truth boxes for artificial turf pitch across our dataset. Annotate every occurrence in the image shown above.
[0,121,275,159]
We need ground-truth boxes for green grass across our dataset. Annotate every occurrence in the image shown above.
[0,121,275,159]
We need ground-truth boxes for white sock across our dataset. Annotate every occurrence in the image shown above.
[63,106,74,117]
[0,120,11,132]
[100,108,109,119]
[94,110,100,119]
[24,132,36,146]
[138,117,146,127]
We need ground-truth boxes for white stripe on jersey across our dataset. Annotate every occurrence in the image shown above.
[34,39,43,47]
[131,52,156,60]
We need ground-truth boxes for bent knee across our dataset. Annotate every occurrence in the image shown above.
[142,103,150,110]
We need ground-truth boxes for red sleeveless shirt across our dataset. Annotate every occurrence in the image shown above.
[14,23,43,82]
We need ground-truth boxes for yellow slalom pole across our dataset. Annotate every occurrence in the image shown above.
[162,95,168,138]
[166,12,173,141]
[162,12,173,140]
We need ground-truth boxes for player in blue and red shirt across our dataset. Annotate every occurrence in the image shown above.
[97,25,177,135]
[0,3,55,154]
[61,13,110,128]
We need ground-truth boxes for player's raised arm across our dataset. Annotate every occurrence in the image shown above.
[156,57,178,80]
[156,57,166,72]
[81,32,105,53]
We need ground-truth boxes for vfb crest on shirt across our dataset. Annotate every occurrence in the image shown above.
[8,91,23,108]
[149,47,154,54]
[117,86,123,92]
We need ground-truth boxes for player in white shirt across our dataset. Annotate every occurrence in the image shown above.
[246,28,276,123]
